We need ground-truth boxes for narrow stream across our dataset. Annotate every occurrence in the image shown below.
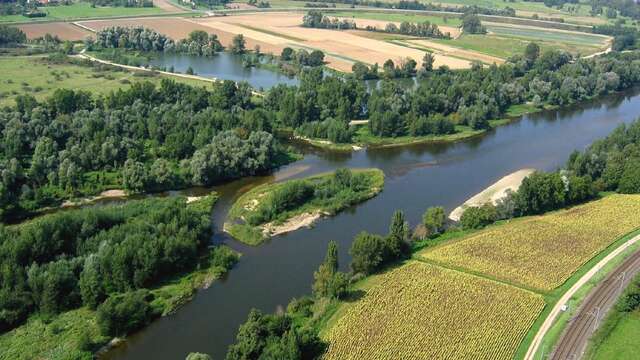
[103,89,640,359]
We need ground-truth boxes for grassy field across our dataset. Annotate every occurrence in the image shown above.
[588,310,640,360]
[0,56,213,106]
[419,195,640,292]
[0,3,166,24]
[330,10,463,27]
[322,261,545,360]
[225,169,384,245]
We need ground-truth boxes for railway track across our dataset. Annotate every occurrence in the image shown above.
[550,247,640,360]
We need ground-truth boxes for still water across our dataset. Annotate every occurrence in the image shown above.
[149,52,299,90]
[104,89,640,359]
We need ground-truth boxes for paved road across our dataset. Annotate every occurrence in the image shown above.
[550,243,640,360]
[525,234,640,360]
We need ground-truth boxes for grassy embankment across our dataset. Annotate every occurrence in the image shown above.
[319,194,640,359]
[0,55,214,106]
[0,2,167,24]
[586,292,640,360]
[225,168,384,245]
[0,195,240,360]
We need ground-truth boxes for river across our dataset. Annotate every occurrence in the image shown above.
[102,88,640,359]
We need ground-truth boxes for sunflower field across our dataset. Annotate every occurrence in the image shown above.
[419,194,640,291]
[322,261,545,360]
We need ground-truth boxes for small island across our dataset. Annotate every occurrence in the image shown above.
[225,168,384,245]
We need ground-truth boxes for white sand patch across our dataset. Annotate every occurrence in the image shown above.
[449,169,535,221]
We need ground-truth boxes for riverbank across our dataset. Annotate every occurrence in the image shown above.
[224,168,384,245]
[449,168,535,221]
[0,195,239,359]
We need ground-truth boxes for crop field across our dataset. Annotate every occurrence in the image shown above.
[17,22,91,41]
[419,195,640,292]
[0,56,212,106]
[0,2,167,24]
[485,23,609,47]
[322,261,545,360]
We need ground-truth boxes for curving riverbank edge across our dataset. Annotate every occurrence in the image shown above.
[449,168,535,221]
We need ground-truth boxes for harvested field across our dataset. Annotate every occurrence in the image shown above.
[323,261,545,360]
[420,195,640,291]
[154,0,186,12]
[17,22,91,41]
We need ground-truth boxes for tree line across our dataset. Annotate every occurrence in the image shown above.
[89,27,224,57]
[0,196,238,338]
[294,0,516,17]
[0,75,289,221]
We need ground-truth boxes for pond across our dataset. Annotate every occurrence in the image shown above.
[101,88,640,360]
[149,52,299,90]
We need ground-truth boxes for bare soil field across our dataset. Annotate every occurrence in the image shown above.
[192,12,470,70]
[153,0,186,12]
[17,22,92,41]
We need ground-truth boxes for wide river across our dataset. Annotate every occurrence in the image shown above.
[103,88,640,359]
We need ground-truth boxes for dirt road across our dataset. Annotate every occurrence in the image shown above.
[525,233,640,360]
[550,241,640,359]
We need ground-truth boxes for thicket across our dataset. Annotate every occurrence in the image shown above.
[246,168,378,225]
[91,27,224,57]
[375,20,450,39]
[0,75,287,221]
[0,196,238,334]
[0,25,26,47]
[302,10,356,29]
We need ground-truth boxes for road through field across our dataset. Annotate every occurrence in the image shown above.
[549,239,640,360]
[525,233,640,360]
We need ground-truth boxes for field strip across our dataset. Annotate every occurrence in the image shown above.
[401,39,505,64]
[482,21,611,40]
[525,233,640,360]
[233,24,307,42]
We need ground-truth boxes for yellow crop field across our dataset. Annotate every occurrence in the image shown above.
[420,194,640,291]
[323,261,545,360]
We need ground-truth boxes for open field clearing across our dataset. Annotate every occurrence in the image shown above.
[328,10,463,28]
[405,38,505,64]
[323,261,545,360]
[0,56,212,106]
[0,2,167,24]
[485,23,610,47]
[419,195,640,292]
[17,22,91,41]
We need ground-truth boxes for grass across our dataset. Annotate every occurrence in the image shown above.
[419,195,640,292]
[588,310,640,360]
[0,2,167,24]
[225,168,385,245]
[0,56,213,106]
[322,261,545,360]
[329,10,463,27]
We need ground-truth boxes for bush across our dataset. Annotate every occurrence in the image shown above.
[460,204,497,230]
[96,290,156,337]
[422,206,446,236]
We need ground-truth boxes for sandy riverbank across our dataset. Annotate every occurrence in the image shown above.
[449,168,535,221]
[262,210,327,237]
[61,189,127,207]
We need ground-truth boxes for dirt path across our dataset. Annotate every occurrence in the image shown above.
[524,233,640,360]
[549,241,640,360]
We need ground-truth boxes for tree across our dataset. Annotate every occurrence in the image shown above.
[96,290,155,337]
[462,13,486,34]
[281,47,294,61]
[422,206,446,235]
[460,204,497,230]
[619,160,640,193]
[386,210,408,258]
[308,50,325,66]
[230,34,246,54]
[524,42,540,63]
[422,52,435,72]
[349,231,385,275]
[122,159,148,193]
[312,240,346,299]
[186,353,212,360]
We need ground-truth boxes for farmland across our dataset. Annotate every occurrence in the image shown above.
[16,22,91,41]
[0,2,168,24]
[0,56,213,106]
[419,195,640,292]
[322,261,545,360]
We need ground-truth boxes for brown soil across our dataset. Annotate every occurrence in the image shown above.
[17,22,92,41]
